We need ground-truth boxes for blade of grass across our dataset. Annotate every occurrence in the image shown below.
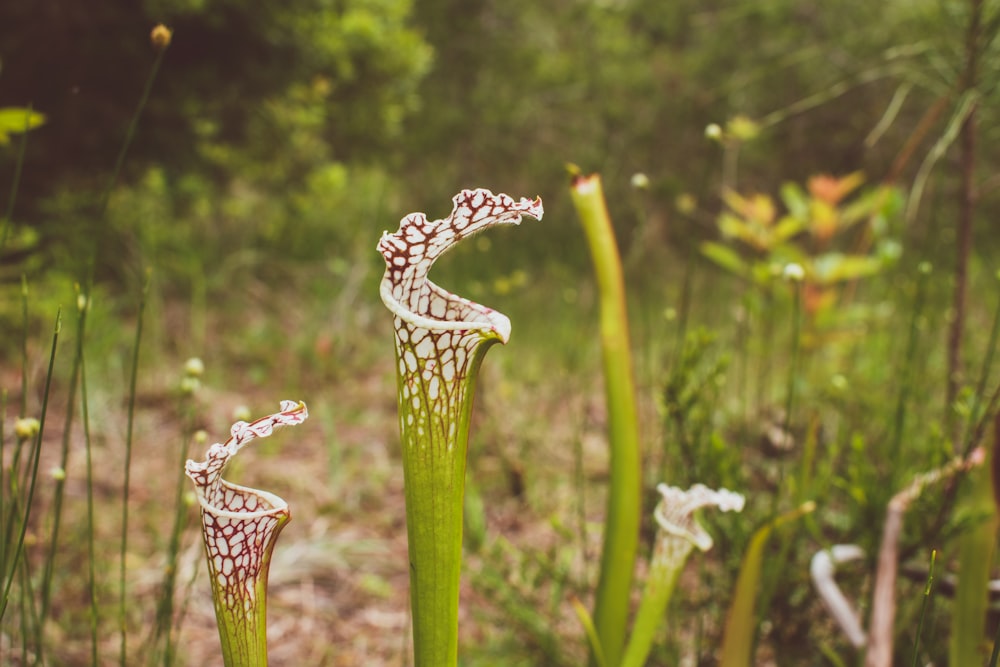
[38,284,89,627]
[910,550,936,667]
[81,353,100,665]
[0,106,34,254]
[119,271,150,666]
[719,501,815,667]
[572,595,608,667]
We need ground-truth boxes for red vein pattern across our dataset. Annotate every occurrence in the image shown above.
[377,189,542,665]
[185,400,308,664]
[378,189,543,452]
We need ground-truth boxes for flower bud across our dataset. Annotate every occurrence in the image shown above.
[14,417,40,440]
[151,24,173,50]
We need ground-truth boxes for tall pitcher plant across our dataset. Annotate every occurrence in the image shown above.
[378,189,543,666]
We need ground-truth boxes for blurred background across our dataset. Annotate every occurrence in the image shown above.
[2,0,1000,665]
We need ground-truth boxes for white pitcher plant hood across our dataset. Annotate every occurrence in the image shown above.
[185,400,309,667]
[378,189,542,667]
[654,482,746,554]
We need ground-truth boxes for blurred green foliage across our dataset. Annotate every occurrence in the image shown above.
[4,0,999,286]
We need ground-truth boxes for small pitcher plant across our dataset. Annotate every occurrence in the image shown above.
[185,400,309,667]
[378,189,543,666]
[621,483,745,667]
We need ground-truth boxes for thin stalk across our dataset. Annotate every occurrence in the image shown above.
[959,273,1000,456]
[888,264,931,468]
[569,172,642,667]
[784,278,803,502]
[20,276,28,415]
[153,399,195,666]
[910,550,936,667]
[0,106,33,254]
[81,355,100,665]
[119,272,149,666]
[0,308,61,621]
[84,40,169,293]
[0,391,5,584]
[39,286,89,625]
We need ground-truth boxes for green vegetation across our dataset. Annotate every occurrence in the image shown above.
[3,1,1000,665]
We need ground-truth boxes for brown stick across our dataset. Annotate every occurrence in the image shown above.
[864,452,984,666]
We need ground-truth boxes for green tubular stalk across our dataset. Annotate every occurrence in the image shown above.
[185,400,309,667]
[621,484,744,667]
[378,189,543,667]
[569,171,642,667]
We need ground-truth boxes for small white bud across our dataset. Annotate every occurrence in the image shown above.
[630,172,650,190]
[705,123,723,141]
[783,263,805,282]
[184,357,205,377]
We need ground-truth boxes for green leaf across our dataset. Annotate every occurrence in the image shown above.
[0,108,46,145]
[701,241,749,278]
[779,182,809,220]
[772,215,804,243]
[812,253,883,283]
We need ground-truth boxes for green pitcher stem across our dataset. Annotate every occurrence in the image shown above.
[379,189,543,667]
[186,400,308,667]
[569,171,642,667]
[396,329,499,666]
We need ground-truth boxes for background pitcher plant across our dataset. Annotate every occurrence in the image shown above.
[378,189,543,667]
[185,400,309,667]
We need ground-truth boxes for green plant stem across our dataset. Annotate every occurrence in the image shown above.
[85,45,168,292]
[889,265,931,469]
[39,287,88,627]
[398,333,500,667]
[20,276,28,415]
[119,273,149,666]
[0,309,60,621]
[153,399,195,666]
[81,356,100,666]
[910,550,936,667]
[960,275,1000,455]
[570,171,642,667]
[0,107,32,255]
[619,548,688,667]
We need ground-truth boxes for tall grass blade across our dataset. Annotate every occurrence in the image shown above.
[119,271,150,666]
[719,501,815,667]
[910,550,935,667]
